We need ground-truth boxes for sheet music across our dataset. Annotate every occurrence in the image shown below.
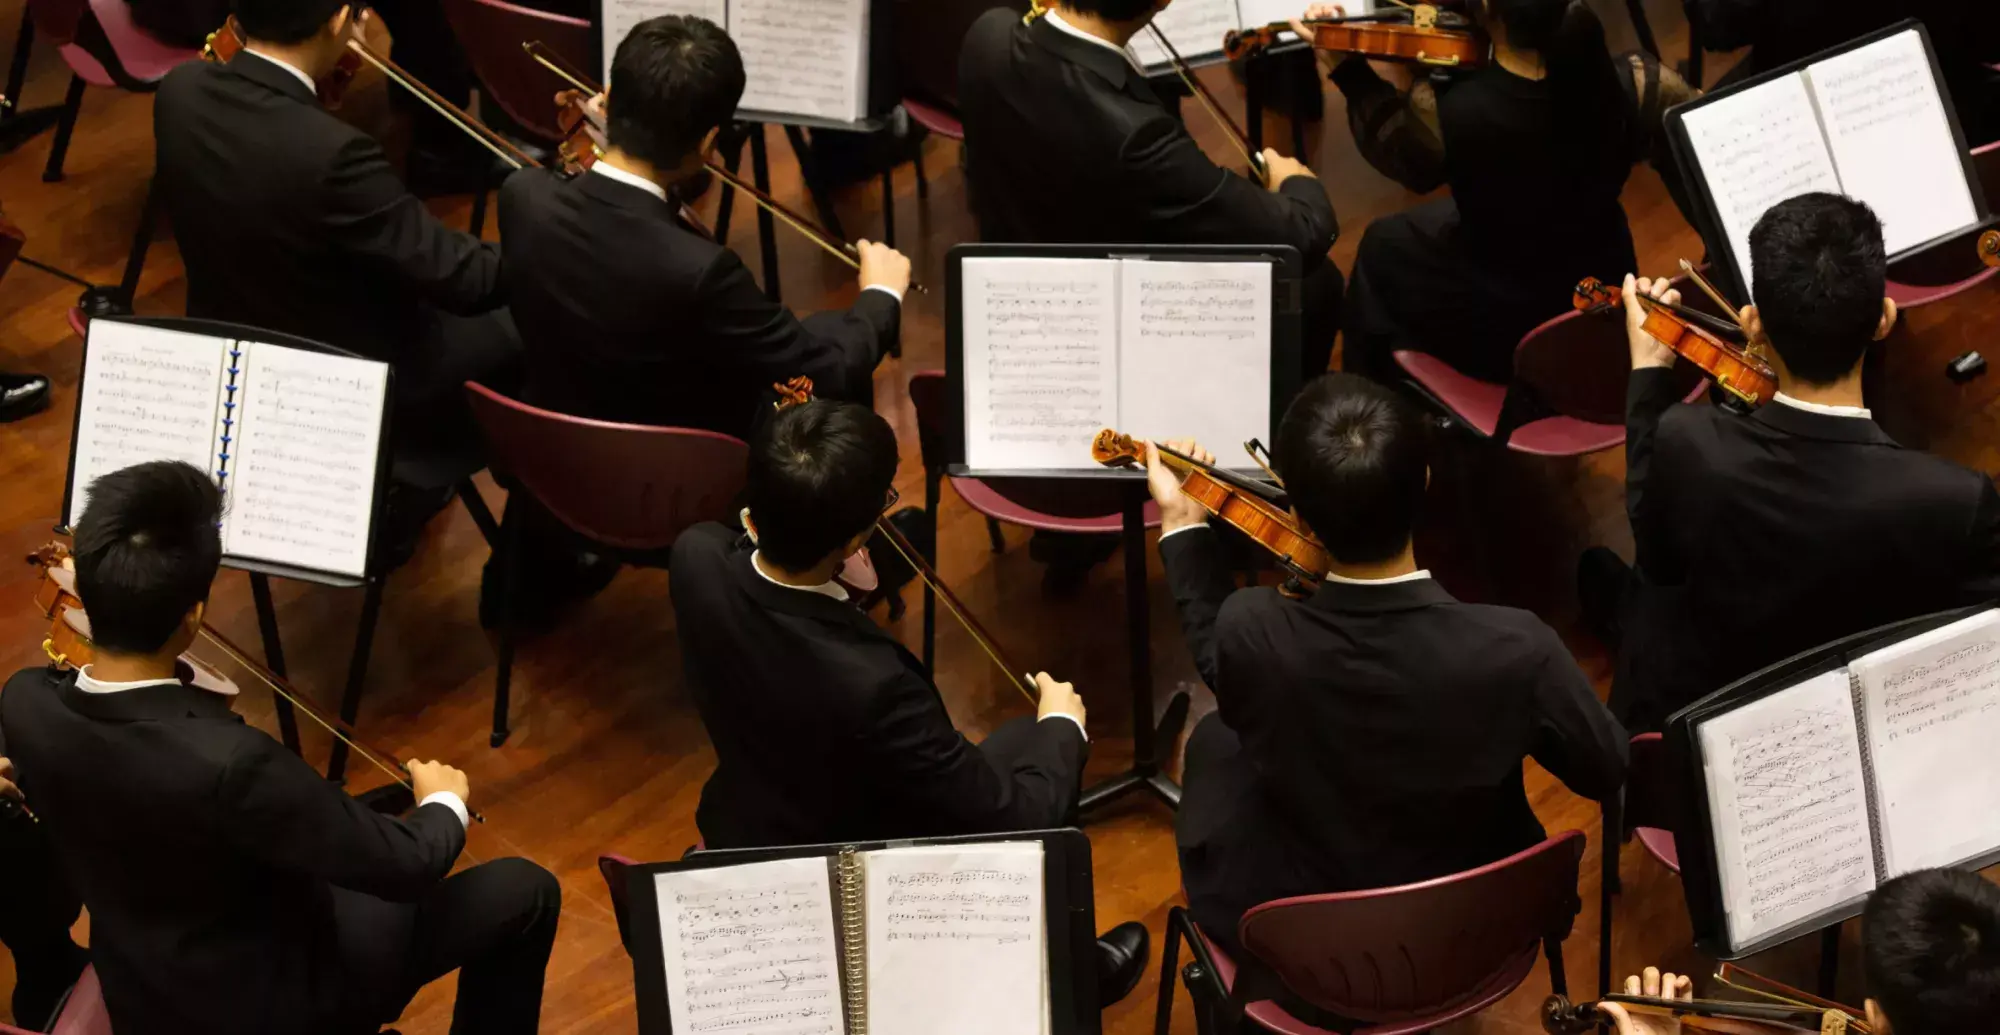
[598,0,723,85]
[1852,609,2000,876]
[653,858,845,1035]
[1116,260,1271,467]
[1698,669,1877,951]
[1680,73,1843,300]
[864,843,1046,1035]
[732,0,868,122]
[68,322,229,525]
[221,344,387,579]
[1127,0,1239,70]
[961,258,1121,470]
[1804,30,1978,256]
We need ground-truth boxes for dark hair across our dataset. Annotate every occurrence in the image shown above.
[1273,374,1428,565]
[607,16,745,170]
[1863,868,2000,1035]
[1749,193,1887,384]
[72,462,223,655]
[747,401,899,571]
[1060,0,1160,21]
[1484,0,1632,173]
[233,0,349,45]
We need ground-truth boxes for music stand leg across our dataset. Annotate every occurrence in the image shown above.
[780,124,849,244]
[1817,925,1841,998]
[249,573,302,756]
[750,125,780,304]
[1079,491,1188,814]
[326,579,386,784]
[713,122,746,247]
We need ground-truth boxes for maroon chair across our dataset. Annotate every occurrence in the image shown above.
[1880,141,2000,307]
[465,383,749,747]
[1156,831,1588,1034]
[36,965,112,1035]
[438,0,590,235]
[1597,732,1681,996]
[25,0,201,182]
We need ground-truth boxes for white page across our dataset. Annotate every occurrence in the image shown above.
[1681,73,1843,299]
[598,0,724,85]
[1127,0,1239,70]
[653,858,845,1035]
[961,258,1121,471]
[732,0,868,122]
[1116,260,1271,467]
[1697,669,1878,952]
[1852,609,2000,875]
[68,322,229,525]
[864,842,1045,1035]
[221,344,388,579]
[1804,30,1978,256]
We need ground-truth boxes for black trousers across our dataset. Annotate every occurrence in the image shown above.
[398,307,524,466]
[1300,259,1345,383]
[334,857,561,1035]
[0,812,87,1029]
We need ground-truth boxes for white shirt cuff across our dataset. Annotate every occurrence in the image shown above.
[419,791,471,831]
[1158,523,1211,542]
[1040,712,1088,743]
[862,284,904,304]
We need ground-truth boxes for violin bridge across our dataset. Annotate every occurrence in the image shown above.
[1409,3,1439,29]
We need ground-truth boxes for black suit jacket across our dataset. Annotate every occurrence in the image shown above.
[153,54,504,369]
[0,667,464,1035]
[669,523,1086,848]
[957,9,1337,260]
[1616,369,2000,726]
[1162,528,1626,931]
[123,0,230,49]
[497,168,897,439]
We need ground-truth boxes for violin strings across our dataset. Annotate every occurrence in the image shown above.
[346,41,529,171]
[871,521,1039,707]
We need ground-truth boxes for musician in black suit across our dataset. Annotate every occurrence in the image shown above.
[499,15,906,440]
[152,0,519,458]
[956,0,1342,379]
[668,400,1153,1004]
[0,462,561,1035]
[0,758,87,1030]
[1584,194,2000,730]
[1146,375,1627,964]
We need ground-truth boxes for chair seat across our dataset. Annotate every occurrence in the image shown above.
[51,965,112,1035]
[1635,826,1681,874]
[1191,923,1540,1035]
[64,0,200,85]
[1393,351,1627,456]
[949,476,1160,533]
[902,96,964,140]
[67,307,88,340]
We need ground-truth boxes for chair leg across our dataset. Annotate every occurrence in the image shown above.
[1154,908,1186,1035]
[457,478,500,548]
[1817,926,1841,998]
[1600,790,1622,998]
[880,169,896,248]
[491,506,523,747]
[249,573,301,756]
[3,8,33,113]
[913,147,929,200]
[326,579,387,784]
[922,475,939,672]
[40,74,84,183]
[468,188,489,237]
[1545,935,1569,999]
[115,175,162,309]
[985,517,1005,554]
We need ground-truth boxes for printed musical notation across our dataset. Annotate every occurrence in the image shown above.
[598,0,726,83]
[863,845,1046,1035]
[733,0,867,122]
[1117,260,1273,456]
[962,259,1120,469]
[657,859,845,1035]
[68,323,231,524]
[1681,73,1843,291]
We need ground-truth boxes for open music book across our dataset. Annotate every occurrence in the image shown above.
[598,0,871,124]
[1674,26,1980,297]
[958,256,1274,473]
[1125,0,1373,70]
[1695,608,2000,953]
[651,842,1048,1035]
[64,319,390,583]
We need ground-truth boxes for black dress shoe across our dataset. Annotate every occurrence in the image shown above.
[0,372,50,424]
[1095,920,1150,1009]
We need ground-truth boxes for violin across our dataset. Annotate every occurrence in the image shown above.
[26,542,483,823]
[1980,229,1998,269]
[204,15,362,110]
[1225,6,1484,67]
[1090,431,1328,597]
[1542,964,1869,1034]
[1574,276,1777,408]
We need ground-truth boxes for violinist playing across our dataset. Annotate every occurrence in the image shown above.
[1144,374,1626,1006]
[1582,194,2000,731]
[1326,0,1641,385]
[0,461,561,1035]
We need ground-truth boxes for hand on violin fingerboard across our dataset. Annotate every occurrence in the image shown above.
[1622,274,1681,372]
[1599,967,1694,1035]
[1145,439,1215,534]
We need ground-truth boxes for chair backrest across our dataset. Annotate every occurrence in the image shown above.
[1511,276,1715,428]
[905,370,1132,517]
[26,0,87,46]
[598,853,639,953]
[1238,830,1586,1022]
[464,382,748,550]
[440,0,591,142]
[1624,732,1680,834]
[50,965,112,1035]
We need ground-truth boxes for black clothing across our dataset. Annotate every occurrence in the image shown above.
[668,523,1087,849]
[0,667,558,1035]
[895,0,1027,109]
[1160,528,1627,955]
[957,9,1344,376]
[1341,63,1635,383]
[122,0,228,49]
[1612,370,2000,727]
[0,810,86,1029]
[497,168,895,440]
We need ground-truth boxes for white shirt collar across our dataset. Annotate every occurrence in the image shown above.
[240,49,319,96]
[1772,392,1872,420]
[1324,569,1434,586]
[1043,9,1144,69]
[751,551,850,602]
[74,666,182,695]
[590,159,668,203]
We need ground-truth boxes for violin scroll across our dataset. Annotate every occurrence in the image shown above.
[1089,429,1145,468]
[1980,229,1999,269]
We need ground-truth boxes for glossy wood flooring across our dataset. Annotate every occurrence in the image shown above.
[1,2,1996,1031]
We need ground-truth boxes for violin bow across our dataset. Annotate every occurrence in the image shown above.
[521,42,927,295]
[347,38,538,172]
[1143,24,1269,183]
[1678,259,1744,323]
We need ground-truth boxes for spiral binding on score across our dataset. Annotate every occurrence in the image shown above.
[838,848,867,1034]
